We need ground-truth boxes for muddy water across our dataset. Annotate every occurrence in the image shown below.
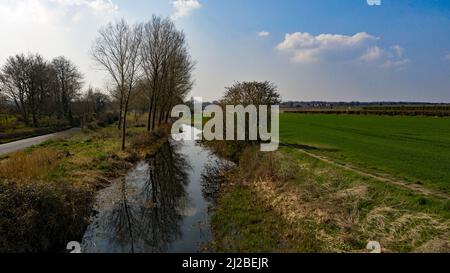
[81,125,230,253]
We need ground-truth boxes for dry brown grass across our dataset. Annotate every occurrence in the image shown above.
[236,147,297,183]
[0,148,62,181]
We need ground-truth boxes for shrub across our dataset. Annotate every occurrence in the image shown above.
[96,112,119,127]
[0,179,94,252]
[130,126,169,149]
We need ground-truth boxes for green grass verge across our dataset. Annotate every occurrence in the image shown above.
[211,184,323,253]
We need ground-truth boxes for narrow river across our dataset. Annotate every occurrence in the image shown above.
[81,125,230,253]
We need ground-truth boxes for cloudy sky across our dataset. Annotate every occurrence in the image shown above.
[0,0,450,102]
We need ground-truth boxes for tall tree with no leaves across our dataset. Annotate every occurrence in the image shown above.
[91,18,143,150]
[140,15,194,131]
[0,53,53,127]
[51,56,83,123]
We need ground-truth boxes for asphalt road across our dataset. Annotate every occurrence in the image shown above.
[0,128,80,156]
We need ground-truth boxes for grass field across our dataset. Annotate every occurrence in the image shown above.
[280,113,450,194]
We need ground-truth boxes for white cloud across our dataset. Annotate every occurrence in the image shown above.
[379,44,410,68]
[53,0,118,13]
[276,31,410,68]
[258,31,270,38]
[382,58,411,68]
[172,0,201,19]
[391,45,404,57]
[360,44,409,68]
[0,0,118,24]
[360,46,383,62]
[0,0,120,88]
[276,32,378,63]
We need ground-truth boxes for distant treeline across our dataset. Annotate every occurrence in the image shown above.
[362,105,450,111]
[281,101,450,110]
[284,107,450,117]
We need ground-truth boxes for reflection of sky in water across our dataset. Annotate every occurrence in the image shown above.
[172,124,202,141]
[81,126,227,253]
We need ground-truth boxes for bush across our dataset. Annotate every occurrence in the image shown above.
[0,180,94,252]
[86,122,98,131]
[130,126,169,149]
[96,112,119,127]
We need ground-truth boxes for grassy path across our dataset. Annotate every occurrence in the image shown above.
[280,114,450,194]
[282,143,450,201]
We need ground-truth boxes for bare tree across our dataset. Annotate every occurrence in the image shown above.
[220,81,281,143]
[140,15,194,131]
[51,56,83,123]
[91,18,143,150]
[0,54,54,127]
[0,55,31,125]
[221,81,281,106]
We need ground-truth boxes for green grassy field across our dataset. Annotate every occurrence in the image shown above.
[280,113,450,194]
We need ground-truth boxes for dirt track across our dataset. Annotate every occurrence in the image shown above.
[283,143,450,201]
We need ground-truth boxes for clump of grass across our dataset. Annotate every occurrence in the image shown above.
[0,148,63,181]
[130,132,155,149]
[443,200,450,211]
[204,140,250,162]
[236,147,297,183]
[130,125,169,148]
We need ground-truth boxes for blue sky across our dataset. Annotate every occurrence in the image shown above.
[1,0,449,102]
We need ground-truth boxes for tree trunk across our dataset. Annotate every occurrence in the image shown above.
[118,96,123,130]
[32,111,38,128]
[151,96,158,131]
[121,103,128,151]
[165,110,170,124]
[147,102,153,132]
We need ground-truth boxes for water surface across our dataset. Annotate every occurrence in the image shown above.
[81,126,228,253]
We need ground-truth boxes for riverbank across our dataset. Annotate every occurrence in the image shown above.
[208,143,450,253]
[0,125,169,252]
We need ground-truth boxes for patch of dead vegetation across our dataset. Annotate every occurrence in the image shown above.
[0,148,65,181]
[362,207,450,252]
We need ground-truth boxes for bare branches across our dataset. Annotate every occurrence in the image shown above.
[0,53,83,127]
[221,81,281,106]
[91,18,143,150]
[140,15,195,130]
[51,56,83,121]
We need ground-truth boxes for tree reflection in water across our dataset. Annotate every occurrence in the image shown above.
[83,141,190,253]
[201,159,235,204]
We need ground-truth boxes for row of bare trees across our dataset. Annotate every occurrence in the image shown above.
[91,16,194,150]
[0,54,83,127]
